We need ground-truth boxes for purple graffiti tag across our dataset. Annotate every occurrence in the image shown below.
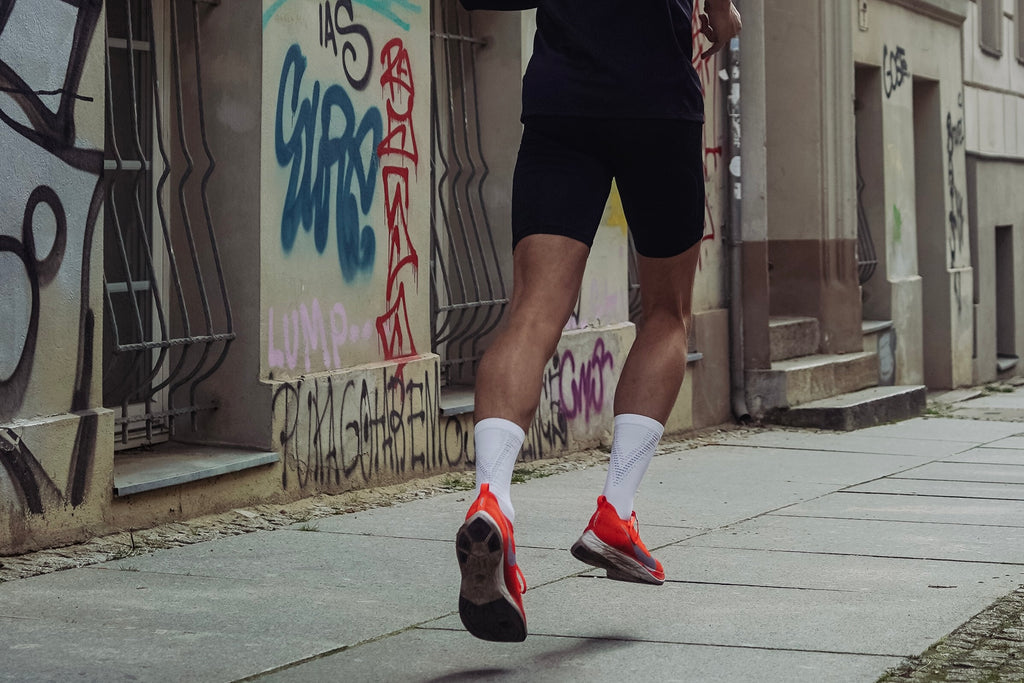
[558,339,615,424]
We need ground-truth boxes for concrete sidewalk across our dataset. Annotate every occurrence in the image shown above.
[5,394,1024,681]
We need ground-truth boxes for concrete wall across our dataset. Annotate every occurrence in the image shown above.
[0,1,114,553]
[854,0,972,388]
[764,0,862,356]
[963,0,1024,382]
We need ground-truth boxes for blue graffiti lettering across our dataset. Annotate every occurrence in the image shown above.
[275,43,383,282]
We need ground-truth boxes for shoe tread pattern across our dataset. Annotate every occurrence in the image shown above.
[456,513,527,642]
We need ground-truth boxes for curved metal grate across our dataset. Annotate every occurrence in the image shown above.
[102,0,233,446]
[429,0,508,387]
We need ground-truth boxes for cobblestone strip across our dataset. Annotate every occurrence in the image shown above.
[879,586,1024,682]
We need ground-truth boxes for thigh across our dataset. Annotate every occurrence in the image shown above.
[612,119,705,258]
[512,117,614,251]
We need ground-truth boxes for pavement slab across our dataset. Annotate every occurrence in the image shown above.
[709,429,976,458]
[772,491,1024,526]
[893,461,1024,484]
[429,576,971,657]
[257,627,902,683]
[846,477,1024,501]
[84,528,579,598]
[0,568,365,682]
[941,447,1024,465]
[685,514,1024,565]
[851,417,1024,443]
[978,435,1024,449]
[655,545,1024,595]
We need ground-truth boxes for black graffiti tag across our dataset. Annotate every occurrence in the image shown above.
[883,45,909,99]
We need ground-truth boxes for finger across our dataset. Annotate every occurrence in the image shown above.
[701,40,725,59]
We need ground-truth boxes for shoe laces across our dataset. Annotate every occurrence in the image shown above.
[513,564,527,594]
[626,513,651,555]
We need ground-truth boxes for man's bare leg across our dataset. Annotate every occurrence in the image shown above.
[475,234,592,430]
[601,242,702,520]
[471,234,591,519]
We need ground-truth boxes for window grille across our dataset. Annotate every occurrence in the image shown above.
[855,130,878,285]
[980,0,1003,56]
[103,0,232,447]
[429,1,508,388]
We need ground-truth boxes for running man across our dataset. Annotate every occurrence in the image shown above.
[453,0,743,642]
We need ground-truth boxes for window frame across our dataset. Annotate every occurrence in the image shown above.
[1017,0,1024,63]
[980,0,1004,57]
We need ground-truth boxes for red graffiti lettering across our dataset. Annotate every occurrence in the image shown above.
[376,38,420,360]
[691,1,723,259]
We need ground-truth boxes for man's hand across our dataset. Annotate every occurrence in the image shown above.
[699,0,742,59]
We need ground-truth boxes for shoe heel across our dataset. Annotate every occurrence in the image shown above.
[456,512,526,642]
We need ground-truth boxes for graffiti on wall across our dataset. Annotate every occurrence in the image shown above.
[272,362,469,489]
[268,298,376,373]
[268,0,426,374]
[272,335,618,488]
[275,41,383,283]
[522,337,618,460]
[883,45,909,99]
[318,0,374,90]
[946,93,966,266]
[376,37,420,360]
[947,93,967,312]
[691,0,724,253]
[0,0,104,514]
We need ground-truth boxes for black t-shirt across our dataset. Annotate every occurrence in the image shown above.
[459,0,704,121]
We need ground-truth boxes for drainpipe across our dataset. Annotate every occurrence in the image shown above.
[725,13,750,422]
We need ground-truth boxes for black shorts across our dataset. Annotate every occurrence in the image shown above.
[511,116,705,258]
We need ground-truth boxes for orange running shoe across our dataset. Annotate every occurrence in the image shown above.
[455,484,527,642]
[571,496,665,585]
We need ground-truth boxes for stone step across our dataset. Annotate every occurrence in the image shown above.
[769,316,820,362]
[746,351,880,415]
[769,385,927,431]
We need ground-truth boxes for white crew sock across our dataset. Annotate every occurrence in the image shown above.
[602,413,665,520]
[474,418,526,523]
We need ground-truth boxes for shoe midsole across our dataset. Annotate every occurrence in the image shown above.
[572,530,658,581]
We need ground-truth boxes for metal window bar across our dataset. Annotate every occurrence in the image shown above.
[855,129,878,285]
[102,0,232,446]
[430,0,508,387]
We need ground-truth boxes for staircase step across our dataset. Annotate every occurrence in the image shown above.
[770,316,820,362]
[770,385,927,431]
[773,351,879,404]
[746,351,880,415]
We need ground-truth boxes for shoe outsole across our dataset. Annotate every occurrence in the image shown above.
[570,530,665,585]
[456,512,527,642]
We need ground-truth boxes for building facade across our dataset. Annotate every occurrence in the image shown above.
[0,0,733,554]
[4,0,1020,555]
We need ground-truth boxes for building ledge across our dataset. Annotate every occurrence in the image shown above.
[113,444,279,497]
[998,355,1019,374]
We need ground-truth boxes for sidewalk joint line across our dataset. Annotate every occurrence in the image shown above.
[683,545,1024,566]
[768,512,1024,529]
[230,613,461,682]
[414,626,909,658]
[888,476,1024,486]
[839,490,1024,502]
